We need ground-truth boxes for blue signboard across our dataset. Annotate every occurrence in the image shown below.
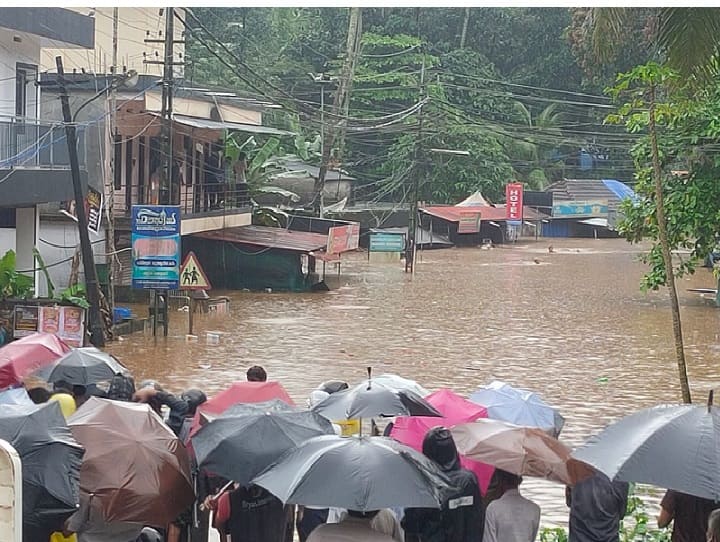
[552,200,609,218]
[369,232,405,253]
[131,205,181,289]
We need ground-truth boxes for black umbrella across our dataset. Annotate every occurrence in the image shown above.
[0,402,84,534]
[197,399,297,426]
[312,382,442,421]
[192,409,335,485]
[253,435,455,511]
[41,347,129,386]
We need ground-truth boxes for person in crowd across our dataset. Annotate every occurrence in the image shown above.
[106,373,136,402]
[566,471,629,542]
[205,483,294,542]
[308,510,397,542]
[27,386,50,404]
[483,470,540,542]
[134,383,199,437]
[72,384,89,408]
[247,365,268,382]
[707,509,720,542]
[658,489,720,542]
[326,509,403,542]
[402,426,484,542]
[296,390,344,542]
[49,391,76,418]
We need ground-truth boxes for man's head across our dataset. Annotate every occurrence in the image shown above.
[181,389,207,416]
[27,387,51,404]
[495,469,522,493]
[247,365,267,382]
[422,426,461,472]
[708,509,720,542]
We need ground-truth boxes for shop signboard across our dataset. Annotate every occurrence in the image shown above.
[369,232,405,252]
[327,223,360,254]
[131,205,181,290]
[506,183,524,220]
[552,200,609,218]
[457,211,482,234]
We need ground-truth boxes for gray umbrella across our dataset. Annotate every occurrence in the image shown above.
[0,402,84,533]
[572,401,720,500]
[312,382,442,421]
[192,409,334,485]
[42,347,129,386]
[253,435,454,511]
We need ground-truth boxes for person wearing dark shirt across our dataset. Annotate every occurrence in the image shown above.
[402,426,484,542]
[566,471,629,542]
[658,489,720,542]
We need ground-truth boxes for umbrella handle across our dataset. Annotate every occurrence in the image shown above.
[367,366,372,390]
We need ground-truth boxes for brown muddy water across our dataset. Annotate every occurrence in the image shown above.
[107,238,720,527]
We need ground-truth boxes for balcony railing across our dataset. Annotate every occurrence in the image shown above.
[117,182,252,216]
[0,116,86,169]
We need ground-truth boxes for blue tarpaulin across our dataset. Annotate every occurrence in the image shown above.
[602,179,638,203]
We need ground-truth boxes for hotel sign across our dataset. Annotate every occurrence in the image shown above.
[506,183,524,220]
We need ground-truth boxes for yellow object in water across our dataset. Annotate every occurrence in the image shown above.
[50,532,77,542]
[50,393,77,418]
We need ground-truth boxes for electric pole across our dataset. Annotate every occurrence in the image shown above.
[161,7,174,205]
[56,56,106,347]
[314,7,362,218]
[106,6,118,315]
[405,54,426,274]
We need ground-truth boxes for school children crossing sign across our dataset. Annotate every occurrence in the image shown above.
[180,252,212,290]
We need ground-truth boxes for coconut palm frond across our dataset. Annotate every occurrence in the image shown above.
[584,7,631,63]
[512,101,533,126]
[536,104,562,128]
[657,7,720,80]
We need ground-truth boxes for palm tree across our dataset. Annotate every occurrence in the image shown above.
[581,8,720,80]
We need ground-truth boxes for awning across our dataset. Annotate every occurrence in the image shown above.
[172,114,294,136]
[193,225,327,253]
[578,218,609,227]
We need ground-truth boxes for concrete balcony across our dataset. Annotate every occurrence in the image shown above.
[0,117,88,207]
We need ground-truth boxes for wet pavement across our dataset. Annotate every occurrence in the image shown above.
[107,238,720,527]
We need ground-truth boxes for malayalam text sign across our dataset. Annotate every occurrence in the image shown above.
[506,183,524,221]
[457,211,481,234]
[131,205,181,290]
[369,232,406,253]
[552,200,609,218]
[327,223,360,254]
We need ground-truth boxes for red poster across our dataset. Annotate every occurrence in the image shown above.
[60,307,85,347]
[506,183,524,221]
[39,306,60,334]
[327,223,360,254]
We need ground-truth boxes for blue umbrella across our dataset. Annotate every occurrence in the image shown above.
[0,387,33,405]
[469,381,564,436]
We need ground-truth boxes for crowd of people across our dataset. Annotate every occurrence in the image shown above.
[23,365,720,542]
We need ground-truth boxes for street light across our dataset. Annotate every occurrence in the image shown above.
[72,70,138,122]
[54,60,138,347]
[309,73,334,160]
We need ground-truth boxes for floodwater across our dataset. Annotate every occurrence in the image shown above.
[107,238,720,527]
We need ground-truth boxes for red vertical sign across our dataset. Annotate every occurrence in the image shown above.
[506,183,524,221]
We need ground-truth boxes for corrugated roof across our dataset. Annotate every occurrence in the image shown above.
[545,179,635,212]
[420,205,545,223]
[193,226,328,253]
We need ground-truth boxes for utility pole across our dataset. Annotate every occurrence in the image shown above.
[460,7,471,49]
[314,7,362,218]
[161,7,174,205]
[56,56,105,347]
[106,6,118,315]
[405,54,426,274]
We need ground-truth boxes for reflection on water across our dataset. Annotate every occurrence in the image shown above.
[107,238,720,527]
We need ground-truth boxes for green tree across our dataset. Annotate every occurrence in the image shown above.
[604,62,720,403]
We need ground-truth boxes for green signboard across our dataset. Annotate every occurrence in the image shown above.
[369,232,405,253]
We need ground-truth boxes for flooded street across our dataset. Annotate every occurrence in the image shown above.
[108,238,720,527]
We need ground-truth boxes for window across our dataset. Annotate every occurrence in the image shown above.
[15,63,38,119]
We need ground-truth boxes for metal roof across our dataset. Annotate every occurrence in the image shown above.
[172,114,294,136]
[193,225,328,253]
[420,205,545,223]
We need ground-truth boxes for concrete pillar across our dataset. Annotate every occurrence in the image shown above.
[15,207,39,297]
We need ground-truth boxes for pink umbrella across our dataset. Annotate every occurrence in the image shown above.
[0,333,71,389]
[390,388,495,493]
